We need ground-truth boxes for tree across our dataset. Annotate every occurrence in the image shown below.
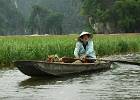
[28,5,64,34]
[17,0,85,34]
[81,0,140,33]
[81,0,115,33]
[109,0,140,32]
[46,12,63,34]
[28,5,48,34]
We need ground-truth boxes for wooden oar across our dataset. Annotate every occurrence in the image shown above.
[99,59,140,66]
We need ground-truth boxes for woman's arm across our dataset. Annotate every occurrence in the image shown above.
[86,41,96,59]
[74,42,80,58]
[86,41,94,55]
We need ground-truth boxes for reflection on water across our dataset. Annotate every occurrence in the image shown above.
[0,63,140,100]
[19,76,78,87]
[19,72,96,89]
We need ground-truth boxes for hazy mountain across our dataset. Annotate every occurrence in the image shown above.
[16,0,85,33]
[0,0,24,35]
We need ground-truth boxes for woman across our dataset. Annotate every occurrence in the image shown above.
[74,32,96,63]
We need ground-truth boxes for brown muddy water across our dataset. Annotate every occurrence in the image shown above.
[0,63,140,100]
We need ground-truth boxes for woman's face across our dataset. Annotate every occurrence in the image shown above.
[81,35,89,42]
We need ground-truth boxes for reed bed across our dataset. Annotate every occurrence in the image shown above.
[0,34,139,66]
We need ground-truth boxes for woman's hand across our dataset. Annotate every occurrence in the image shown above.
[80,54,87,60]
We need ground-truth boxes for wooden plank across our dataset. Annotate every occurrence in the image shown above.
[100,59,140,66]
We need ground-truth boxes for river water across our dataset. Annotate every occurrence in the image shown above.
[0,63,140,100]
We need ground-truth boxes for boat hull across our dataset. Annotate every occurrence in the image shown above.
[15,61,112,77]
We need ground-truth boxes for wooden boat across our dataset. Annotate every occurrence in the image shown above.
[14,60,112,77]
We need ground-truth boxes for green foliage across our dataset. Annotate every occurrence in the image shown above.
[82,0,114,21]
[1,0,85,35]
[108,0,140,32]
[28,5,64,34]
[16,0,85,34]
[81,0,140,33]
[39,0,85,33]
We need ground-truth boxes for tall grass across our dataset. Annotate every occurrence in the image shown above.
[94,34,140,56]
[0,34,140,66]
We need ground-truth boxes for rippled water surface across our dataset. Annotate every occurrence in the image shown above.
[0,63,140,100]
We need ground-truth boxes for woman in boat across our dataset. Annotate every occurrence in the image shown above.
[74,32,96,63]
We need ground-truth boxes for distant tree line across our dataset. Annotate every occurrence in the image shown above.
[0,0,140,35]
[27,5,63,35]
[0,1,64,35]
[13,0,85,34]
[81,0,140,33]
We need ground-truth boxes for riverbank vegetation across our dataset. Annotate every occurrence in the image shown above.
[0,34,140,66]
